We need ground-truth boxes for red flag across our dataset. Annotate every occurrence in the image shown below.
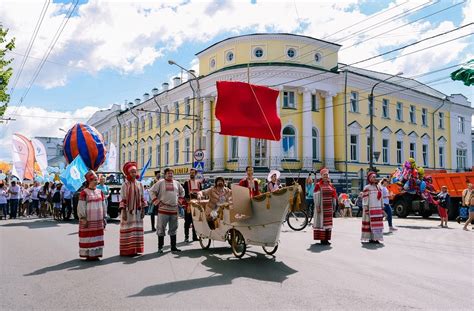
[215,81,281,141]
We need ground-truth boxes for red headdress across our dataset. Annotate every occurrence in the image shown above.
[367,171,381,199]
[123,161,138,181]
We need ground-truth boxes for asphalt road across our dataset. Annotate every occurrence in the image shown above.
[1,215,472,310]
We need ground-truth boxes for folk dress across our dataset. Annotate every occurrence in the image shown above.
[313,182,337,241]
[119,179,147,256]
[77,188,106,259]
[361,184,384,242]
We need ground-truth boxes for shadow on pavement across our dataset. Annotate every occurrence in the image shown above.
[361,242,385,250]
[129,248,298,297]
[24,252,161,276]
[307,243,332,253]
[1,219,60,229]
[396,225,437,230]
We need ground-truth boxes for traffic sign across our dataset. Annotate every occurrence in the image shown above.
[194,149,204,161]
[193,161,204,172]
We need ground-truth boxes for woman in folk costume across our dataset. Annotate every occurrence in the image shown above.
[312,168,337,245]
[77,171,106,260]
[119,162,147,256]
[361,171,384,244]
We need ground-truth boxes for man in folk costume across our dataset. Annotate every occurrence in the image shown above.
[149,170,161,232]
[77,171,106,260]
[149,168,185,253]
[361,171,384,244]
[119,162,147,256]
[198,177,232,229]
[239,166,260,197]
[182,168,201,243]
[312,168,337,245]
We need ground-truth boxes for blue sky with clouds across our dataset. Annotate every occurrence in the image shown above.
[0,0,472,161]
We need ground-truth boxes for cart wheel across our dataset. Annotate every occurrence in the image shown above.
[230,229,246,258]
[262,244,278,255]
[286,210,308,231]
[199,237,211,250]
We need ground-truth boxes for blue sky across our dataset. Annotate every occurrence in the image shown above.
[0,0,472,161]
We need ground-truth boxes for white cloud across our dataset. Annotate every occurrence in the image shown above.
[0,105,100,162]
[2,0,471,90]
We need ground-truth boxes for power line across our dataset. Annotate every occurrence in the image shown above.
[8,0,50,98]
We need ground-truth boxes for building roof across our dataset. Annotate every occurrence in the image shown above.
[195,33,342,56]
[342,64,447,100]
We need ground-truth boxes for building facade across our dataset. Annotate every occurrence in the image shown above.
[88,33,473,192]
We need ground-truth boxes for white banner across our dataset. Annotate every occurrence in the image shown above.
[31,138,48,175]
[12,135,28,181]
[107,142,117,171]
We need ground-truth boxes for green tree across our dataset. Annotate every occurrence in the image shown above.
[0,24,15,116]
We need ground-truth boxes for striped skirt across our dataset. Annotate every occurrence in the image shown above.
[79,219,104,259]
[120,212,144,256]
[361,206,384,241]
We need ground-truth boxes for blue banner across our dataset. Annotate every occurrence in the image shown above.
[60,155,89,192]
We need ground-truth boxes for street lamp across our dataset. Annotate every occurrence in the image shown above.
[368,71,403,172]
[168,60,202,152]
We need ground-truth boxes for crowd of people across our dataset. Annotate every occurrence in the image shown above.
[2,163,473,261]
[0,180,74,221]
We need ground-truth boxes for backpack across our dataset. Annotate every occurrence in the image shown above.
[52,191,61,203]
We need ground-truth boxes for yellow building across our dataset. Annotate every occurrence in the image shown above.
[89,33,473,192]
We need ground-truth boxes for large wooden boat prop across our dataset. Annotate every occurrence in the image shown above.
[190,184,301,258]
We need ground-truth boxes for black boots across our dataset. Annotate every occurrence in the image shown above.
[158,236,164,253]
[170,235,181,252]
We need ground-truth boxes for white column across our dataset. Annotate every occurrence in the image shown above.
[238,137,249,170]
[270,88,282,170]
[302,89,313,170]
[202,98,211,170]
[213,118,225,171]
[324,92,336,170]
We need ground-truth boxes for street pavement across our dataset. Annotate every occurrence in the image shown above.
[1,215,472,310]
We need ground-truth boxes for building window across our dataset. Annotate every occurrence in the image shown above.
[422,144,429,167]
[254,47,264,58]
[230,137,238,159]
[184,97,190,116]
[174,102,179,121]
[409,105,416,123]
[382,139,389,164]
[422,108,427,126]
[164,107,170,124]
[311,94,318,111]
[156,144,161,168]
[164,143,169,166]
[128,151,132,162]
[282,126,296,158]
[174,140,179,164]
[148,114,153,130]
[396,102,403,121]
[148,146,153,166]
[396,140,403,165]
[439,146,445,168]
[438,112,444,129]
[141,116,146,132]
[350,91,359,113]
[458,116,465,133]
[184,137,190,163]
[140,148,145,167]
[409,142,416,159]
[314,52,322,63]
[209,58,216,69]
[457,149,467,170]
[134,149,138,162]
[382,99,389,118]
[312,128,319,160]
[287,48,296,58]
[128,121,132,137]
[134,119,139,135]
[283,91,295,108]
[350,135,358,161]
[225,51,234,62]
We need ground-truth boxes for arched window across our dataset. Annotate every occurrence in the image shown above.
[312,128,319,160]
[282,126,296,158]
[148,113,153,130]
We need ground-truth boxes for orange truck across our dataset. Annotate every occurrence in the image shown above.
[388,171,474,219]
